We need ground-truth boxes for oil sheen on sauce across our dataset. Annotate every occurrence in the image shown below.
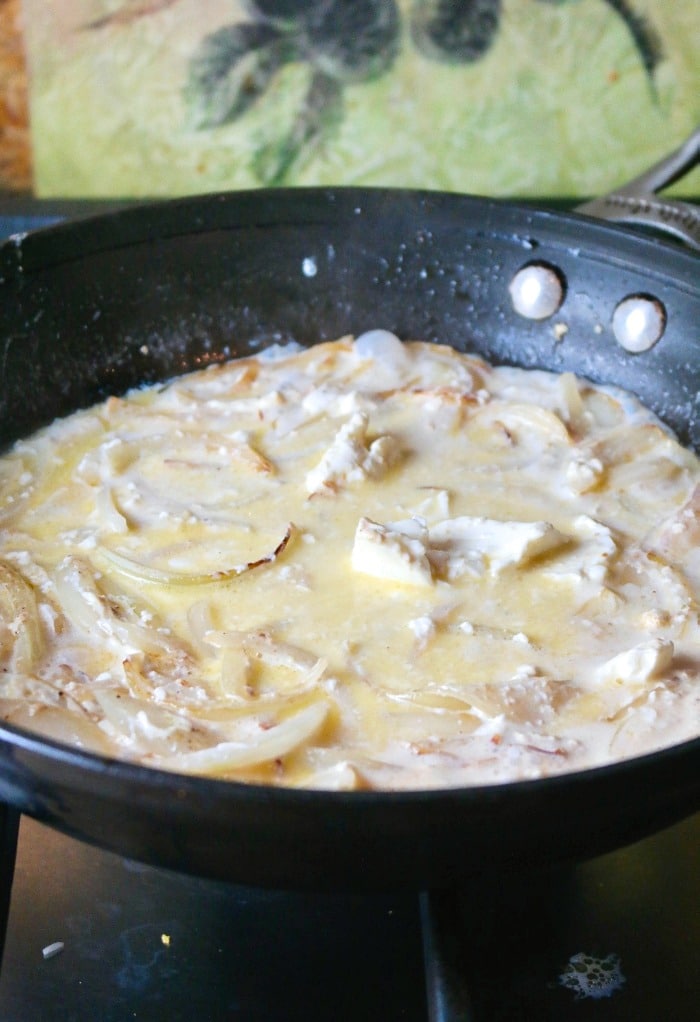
[0,332,698,789]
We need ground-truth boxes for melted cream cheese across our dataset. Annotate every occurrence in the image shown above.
[1,333,698,789]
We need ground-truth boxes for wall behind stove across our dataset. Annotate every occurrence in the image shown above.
[0,0,31,191]
[4,1,700,198]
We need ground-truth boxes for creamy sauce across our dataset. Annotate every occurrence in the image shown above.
[1,332,698,789]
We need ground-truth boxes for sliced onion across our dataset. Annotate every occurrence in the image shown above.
[96,524,293,586]
[152,700,329,776]
[557,372,586,431]
[205,629,323,674]
[219,646,252,699]
[53,557,112,635]
[0,560,44,672]
[186,600,218,654]
[1,701,112,754]
[387,689,480,714]
[94,688,195,756]
[94,486,129,534]
[470,402,571,444]
[53,558,194,672]
[205,630,327,700]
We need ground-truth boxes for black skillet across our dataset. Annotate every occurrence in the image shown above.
[0,139,698,907]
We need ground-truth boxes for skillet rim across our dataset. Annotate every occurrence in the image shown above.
[1,185,698,284]
[0,714,699,807]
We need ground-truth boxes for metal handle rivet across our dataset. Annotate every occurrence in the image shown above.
[508,263,566,320]
[612,295,666,352]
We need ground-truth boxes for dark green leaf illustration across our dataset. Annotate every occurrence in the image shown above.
[410,0,502,63]
[243,0,315,30]
[184,22,294,130]
[535,0,663,81]
[602,0,663,79]
[252,70,344,185]
[304,0,401,81]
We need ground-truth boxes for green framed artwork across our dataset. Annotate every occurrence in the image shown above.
[21,1,700,198]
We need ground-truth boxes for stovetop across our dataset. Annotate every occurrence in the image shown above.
[0,813,697,1021]
[0,201,698,1021]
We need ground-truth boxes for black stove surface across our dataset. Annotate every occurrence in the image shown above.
[0,813,697,1021]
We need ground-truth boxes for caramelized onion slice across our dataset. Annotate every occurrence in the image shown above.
[96,525,293,586]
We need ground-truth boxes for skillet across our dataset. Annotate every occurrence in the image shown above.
[0,140,698,895]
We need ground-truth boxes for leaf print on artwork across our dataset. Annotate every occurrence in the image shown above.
[244,0,313,29]
[410,0,502,63]
[534,0,663,82]
[184,0,401,183]
[303,0,401,81]
[603,0,664,80]
[252,70,344,186]
[184,22,294,130]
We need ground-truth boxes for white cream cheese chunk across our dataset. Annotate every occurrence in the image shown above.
[305,411,399,495]
[428,516,567,578]
[543,515,617,589]
[565,452,605,494]
[351,514,569,585]
[351,517,433,586]
[595,638,675,687]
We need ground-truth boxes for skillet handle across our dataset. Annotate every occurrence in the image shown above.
[576,127,700,250]
[419,889,475,1022]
